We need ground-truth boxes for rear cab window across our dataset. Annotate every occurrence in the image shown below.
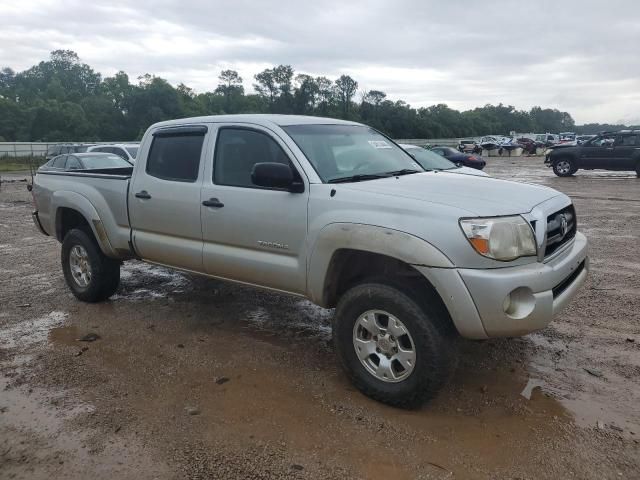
[146,126,207,182]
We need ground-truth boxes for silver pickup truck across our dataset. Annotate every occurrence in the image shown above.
[32,115,588,406]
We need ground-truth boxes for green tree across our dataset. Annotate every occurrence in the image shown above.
[334,75,358,118]
[215,70,244,113]
[293,74,319,114]
[0,50,605,143]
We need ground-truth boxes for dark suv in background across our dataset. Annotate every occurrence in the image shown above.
[545,131,640,177]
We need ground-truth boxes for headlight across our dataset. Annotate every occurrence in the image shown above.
[459,216,537,261]
[544,148,552,155]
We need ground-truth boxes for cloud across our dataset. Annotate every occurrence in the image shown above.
[1,0,639,123]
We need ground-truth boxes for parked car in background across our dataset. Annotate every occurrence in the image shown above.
[88,143,139,163]
[400,144,488,177]
[516,137,543,154]
[535,134,560,147]
[431,146,486,170]
[558,132,577,144]
[457,139,481,154]
[45,144,94,162]
[545,130,640,177]
[39,153,133,172]
[479,136,502,150]
[576,135,596,145]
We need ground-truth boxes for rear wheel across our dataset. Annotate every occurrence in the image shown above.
[552,158,575,177]
[61,228,120,302]
[333,282,456,408]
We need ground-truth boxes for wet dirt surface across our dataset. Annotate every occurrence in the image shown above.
[1,159,639,479]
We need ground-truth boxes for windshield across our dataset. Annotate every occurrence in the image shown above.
[405,147,457,170]
[125,146,139,158]
[283,124,422,182]
[80,154,131,169]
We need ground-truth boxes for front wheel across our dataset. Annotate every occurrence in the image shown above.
[333,282,456,408]
[61,228,120,302]
[552,158,575,177]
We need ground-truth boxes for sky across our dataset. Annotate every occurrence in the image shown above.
[2,0,640,124]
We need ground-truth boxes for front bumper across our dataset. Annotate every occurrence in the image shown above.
[32,210,48,236]
[420,232,588,339]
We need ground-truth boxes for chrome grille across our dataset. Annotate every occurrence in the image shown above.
[545,205,576,257]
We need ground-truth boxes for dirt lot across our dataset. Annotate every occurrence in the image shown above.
[1,159,639,479]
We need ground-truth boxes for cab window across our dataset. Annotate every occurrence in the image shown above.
[214,128,296,188]
[66,156,82,170]
[618,135,638,146]
[52,155,67,168]
[146,131,205,182]
[111,147,129,160]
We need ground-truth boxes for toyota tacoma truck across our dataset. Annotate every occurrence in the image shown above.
[31,115,589,407]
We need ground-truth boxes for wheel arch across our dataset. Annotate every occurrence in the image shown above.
[53,191,117,257]
[307,223,453,307]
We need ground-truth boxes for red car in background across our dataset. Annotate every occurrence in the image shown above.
[430,146,486,170]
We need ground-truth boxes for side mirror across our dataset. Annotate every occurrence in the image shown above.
[251,162,303,192]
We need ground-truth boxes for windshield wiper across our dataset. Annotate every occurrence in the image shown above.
[327,173,391,184]
[385,168,423,176]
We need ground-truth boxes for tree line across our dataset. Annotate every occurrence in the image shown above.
[0,50,632,143]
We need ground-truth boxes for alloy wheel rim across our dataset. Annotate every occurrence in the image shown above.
[69,245,92,287]
[352,310,416,383]
[557,161,570,174]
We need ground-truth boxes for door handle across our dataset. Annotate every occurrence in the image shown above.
[135,190,151,199]
[202,198,224,208]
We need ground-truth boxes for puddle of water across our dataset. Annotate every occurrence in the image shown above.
[113,262,190,300]
[523,332,639,436]
[48,325,80,346]
[0,376,94,439]
[245,301,333,341]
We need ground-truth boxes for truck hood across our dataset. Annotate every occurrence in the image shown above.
[549,143,577,150]
[340,171,562,216]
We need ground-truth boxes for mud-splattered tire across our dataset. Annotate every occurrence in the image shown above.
[552,158,575,177]
[333,282,456,408]
[61,228,120,302]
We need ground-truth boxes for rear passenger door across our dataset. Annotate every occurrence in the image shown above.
[200,125,309,294]
[129,125,208,272]
[612,135,639,170]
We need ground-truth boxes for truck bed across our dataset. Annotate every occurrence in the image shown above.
[33,168,133,258]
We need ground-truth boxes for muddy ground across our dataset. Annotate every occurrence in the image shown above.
[1,158,639,479]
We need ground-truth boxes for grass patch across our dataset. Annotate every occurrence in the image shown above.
[0,156,46,172]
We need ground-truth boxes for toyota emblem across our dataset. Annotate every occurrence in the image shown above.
[559,214,568,236]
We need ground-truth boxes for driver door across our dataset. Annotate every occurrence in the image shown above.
[580,135,615,169]
[200,125,309,294]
